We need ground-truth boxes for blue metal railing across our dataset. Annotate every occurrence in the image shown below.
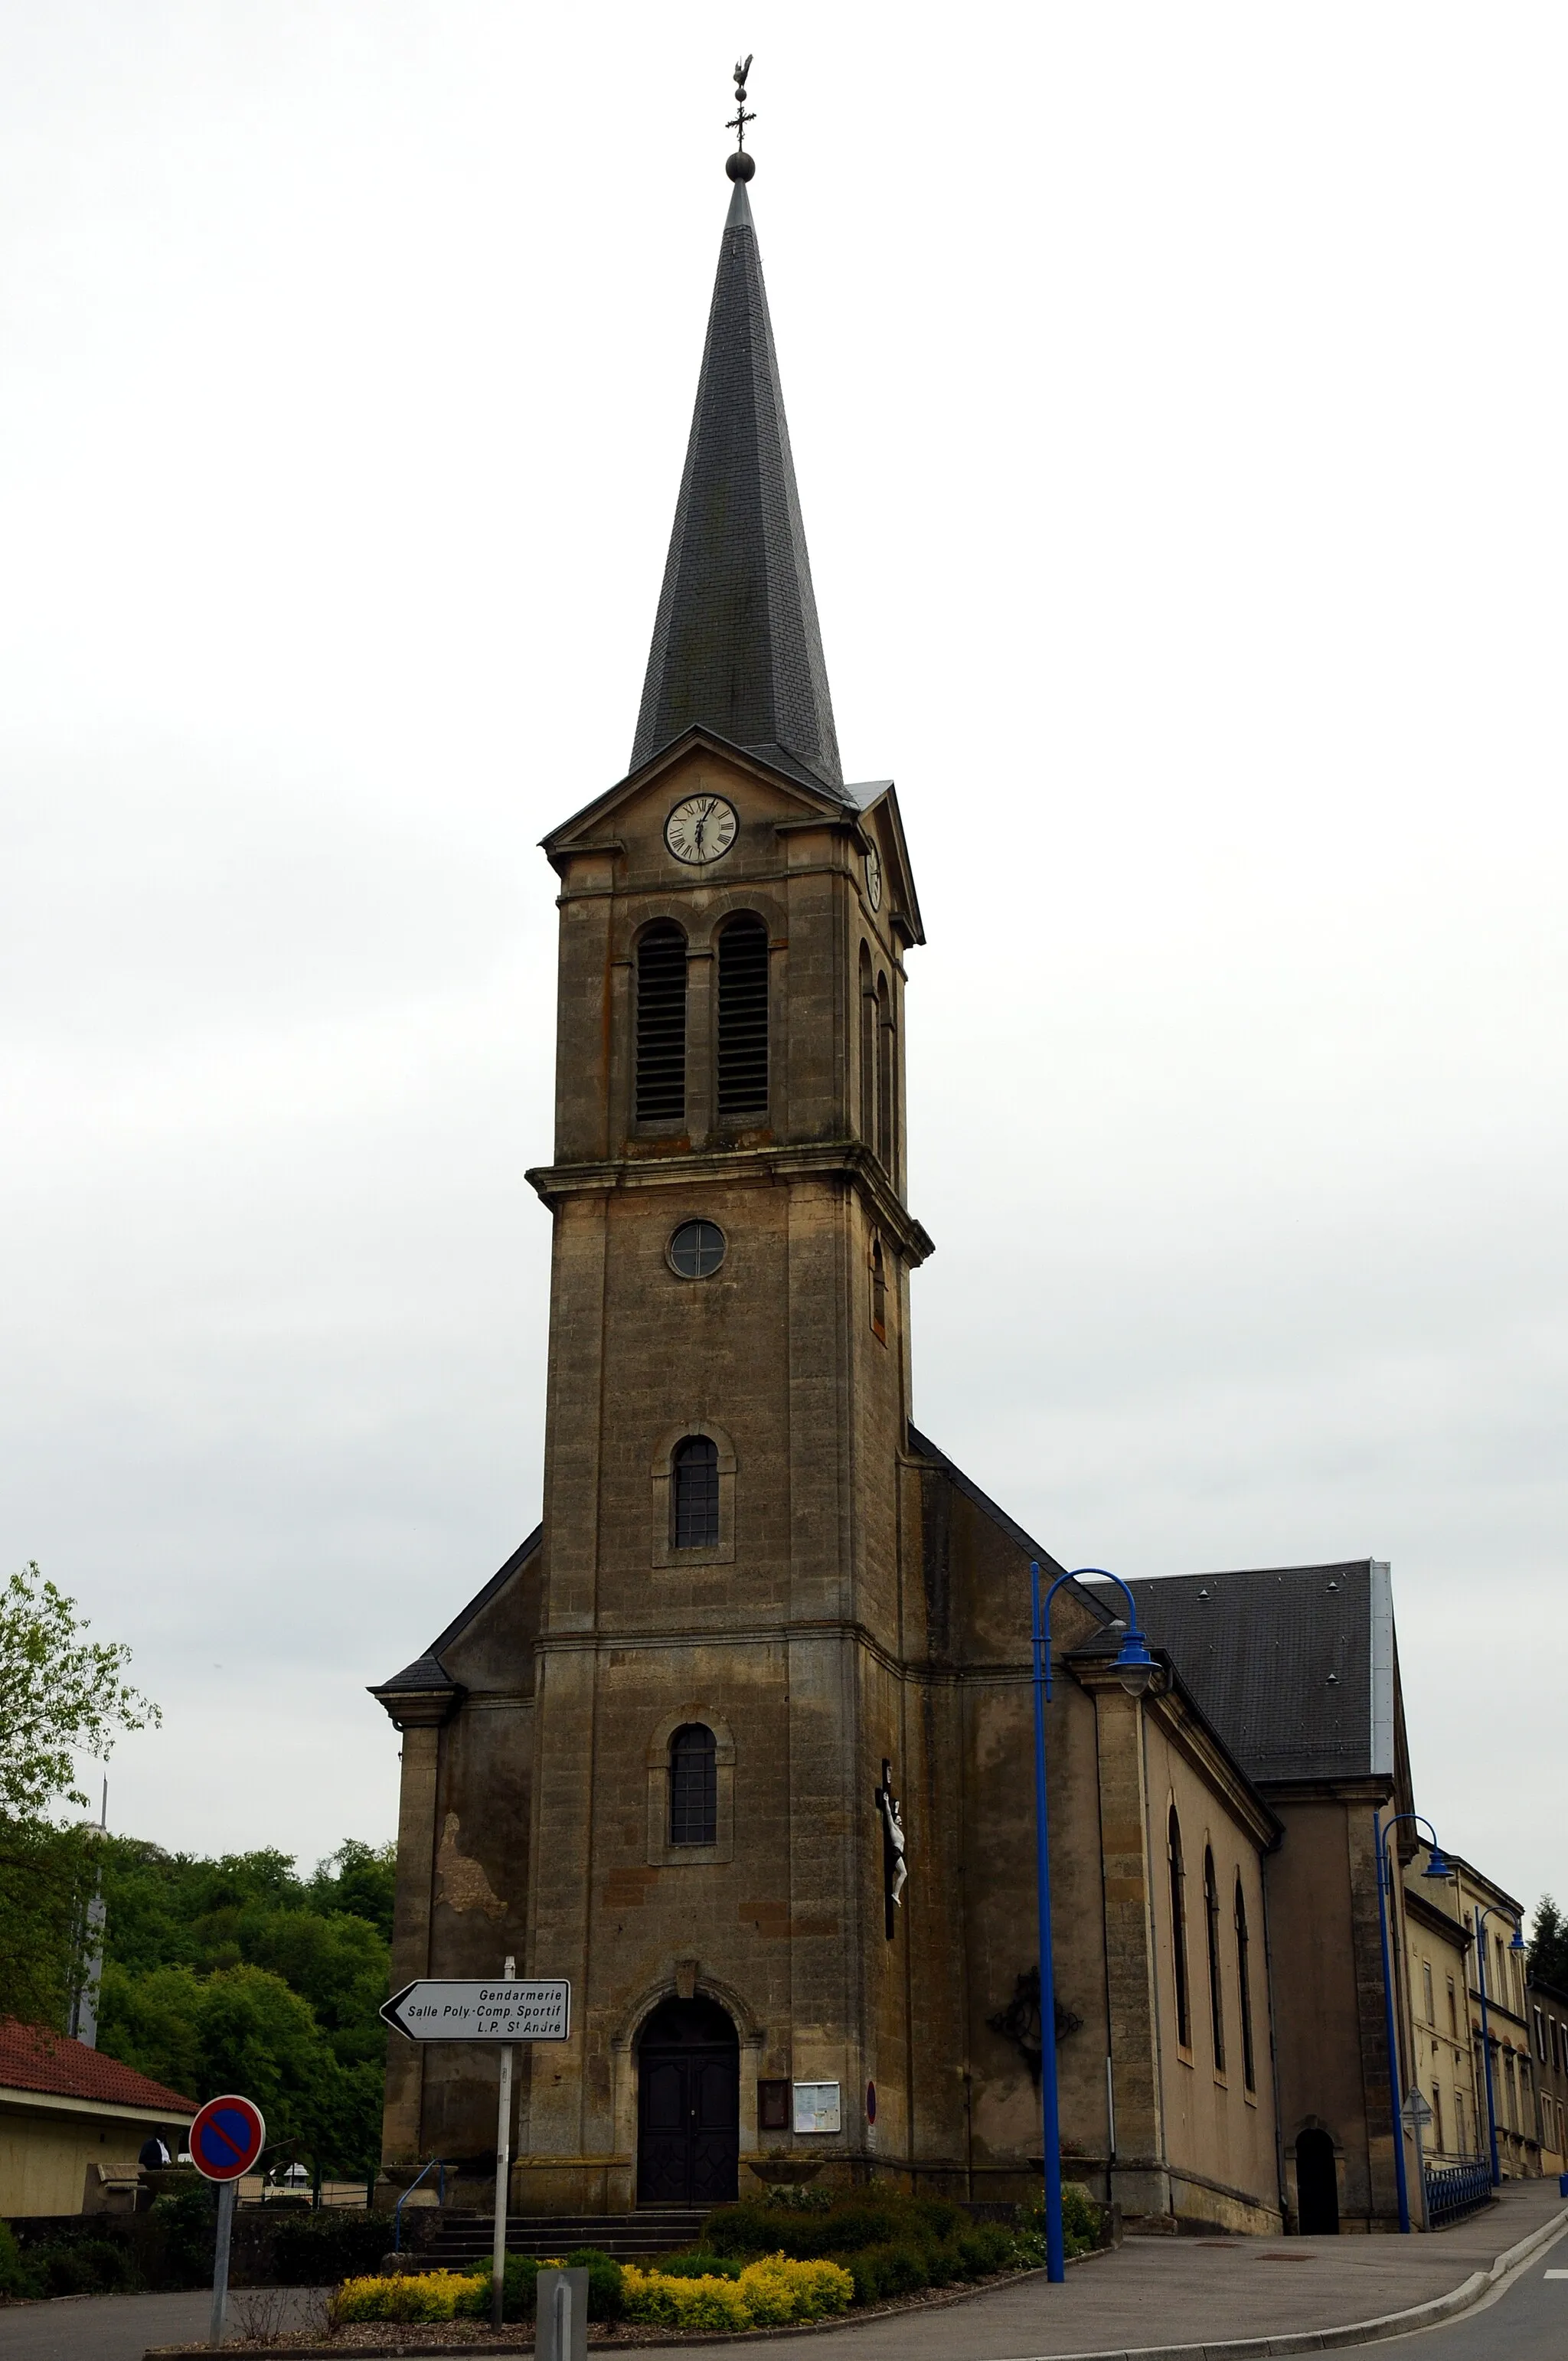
[1426,2160,1492,2229]
[393,2158,448,2250]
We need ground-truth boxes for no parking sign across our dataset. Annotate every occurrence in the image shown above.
[190,2092,266,2182]
[189,2092,266,2346]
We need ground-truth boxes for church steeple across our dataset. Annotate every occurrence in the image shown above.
[631,144,844,793]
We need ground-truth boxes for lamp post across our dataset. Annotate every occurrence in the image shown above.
[1372,1811,1455,2235]
[1030,1563,1158,2284]
[1474,1905,1527,2188]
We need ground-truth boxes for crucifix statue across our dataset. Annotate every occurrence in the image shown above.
[874,1760,907,1939]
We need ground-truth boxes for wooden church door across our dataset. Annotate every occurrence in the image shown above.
[636,1997,739,2206]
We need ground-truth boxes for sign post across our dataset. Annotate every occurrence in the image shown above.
[188,2093,266,2347]
[1402,2088,1434,2231]
[379,1969,571,2332]
[492,1957,515,2333]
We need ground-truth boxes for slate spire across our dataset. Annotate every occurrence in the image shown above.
[631,174,844,792]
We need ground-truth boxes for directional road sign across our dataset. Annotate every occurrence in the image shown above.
[190,2093,266,2182]
[380,1978,570,2043]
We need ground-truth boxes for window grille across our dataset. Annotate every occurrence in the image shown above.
[716,915,769,1119]
[671,1435,720,1549]
[1234,1876,1256,2094]
[636,924,688,1122]
[1168,1808,1191,2049]
[1204,1847,1226,2072]
[859,944,876,1144]
[668,1723,717,1847]
[876,972,894,1171]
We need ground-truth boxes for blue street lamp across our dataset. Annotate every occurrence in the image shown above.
[1372,1811,1455,2234]
[1031,1564,1158,2284]
[1474,1905,1527,2188]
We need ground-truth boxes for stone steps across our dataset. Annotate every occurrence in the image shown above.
[426,2210,709,2264]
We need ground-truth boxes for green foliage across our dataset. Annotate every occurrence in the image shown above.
[93,1836,393,2171]
[758,2181,834,2212]
[657,2249,746,2280]
[0,1814,100,2030]
[265,2211,394,2287]
[1530,1896,1568,1993]
[564,2247,626,2319]
[1014,2182,1104,2263]
[147,2183,217,2288]
[703,2190,965,2261]
[0,1563,158,1819]
[0,2219,39,2298]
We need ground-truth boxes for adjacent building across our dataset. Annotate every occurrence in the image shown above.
[0,2020,194,2217]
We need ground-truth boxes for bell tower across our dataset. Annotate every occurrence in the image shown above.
[517,126,930,2206]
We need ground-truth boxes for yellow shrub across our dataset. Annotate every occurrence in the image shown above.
[620,2264,753,2330]
[329,2268,485,2323]
[737,2253,855,2323]
[620,2254,854,2331]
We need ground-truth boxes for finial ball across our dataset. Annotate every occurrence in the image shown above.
[725,150,756,182]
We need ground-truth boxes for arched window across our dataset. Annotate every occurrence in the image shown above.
[1234,1876,1256,2094]
[1204,1847,1226,2072]
[671,1435,720,1550]
[875,972,895,1171]
[1168,1807,1191,2049]
[636,923,688,1123]
[858,942,876,1145]
[716,913,769,1121]
[870,1234,887,1339]
[668,1724,717,1847]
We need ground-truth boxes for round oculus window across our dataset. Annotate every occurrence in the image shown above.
[668,1219,727,1279]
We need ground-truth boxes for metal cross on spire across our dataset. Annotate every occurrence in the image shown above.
[727,54,755,155]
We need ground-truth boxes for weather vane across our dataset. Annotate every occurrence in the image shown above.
[726,54,756,183]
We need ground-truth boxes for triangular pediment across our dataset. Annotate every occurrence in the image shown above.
[541,727,853,867]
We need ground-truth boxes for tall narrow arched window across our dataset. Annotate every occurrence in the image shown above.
[858,943,876,1144]
[870,1234,887,1339]
[1234,1876,1256,2094]
[1168,1807,1191,2049]
[875,972,894,1171]
[716,913,769,1121]
[668,1723,717,1847]
[671,1435,720,1550]
[1204,1847,1226,2072]
[636,923,688,1123]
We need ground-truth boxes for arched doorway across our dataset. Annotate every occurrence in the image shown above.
[1295,2128,1339,2234]
[637,1997,740,2206]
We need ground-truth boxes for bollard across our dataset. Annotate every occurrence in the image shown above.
[535,2266,589,2361]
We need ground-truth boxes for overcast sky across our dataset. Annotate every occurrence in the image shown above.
[2,3,1563,1919]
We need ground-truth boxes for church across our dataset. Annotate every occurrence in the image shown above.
[371,127,1479,2240]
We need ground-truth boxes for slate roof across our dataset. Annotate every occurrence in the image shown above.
[631,177,844,795]
[1078,1559,1396,1788]
[372,1527,542,1696]
[0,2019,195,2114]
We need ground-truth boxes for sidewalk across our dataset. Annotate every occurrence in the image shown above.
[677,2178,1568,2361]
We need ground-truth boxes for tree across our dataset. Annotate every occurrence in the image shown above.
[0,1563,159,2029]
[0,1563,158,1817]
[1530,1896,1568,1992]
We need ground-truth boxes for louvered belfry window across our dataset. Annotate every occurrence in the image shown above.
[636,923,688,1123]
[668,1723,718,1847]
[671,1435,720,1549]
[716,914,769,1121]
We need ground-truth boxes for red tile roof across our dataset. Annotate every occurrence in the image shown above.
[0,2020,196,2115]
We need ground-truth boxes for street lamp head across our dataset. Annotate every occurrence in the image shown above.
[1423,1846,1454,1880]
[1113,1627,1158,1696]
[1510,1928,1527,1953]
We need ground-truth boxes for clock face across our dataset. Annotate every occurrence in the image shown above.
[864,844,884,912]
[665,794,738,867]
